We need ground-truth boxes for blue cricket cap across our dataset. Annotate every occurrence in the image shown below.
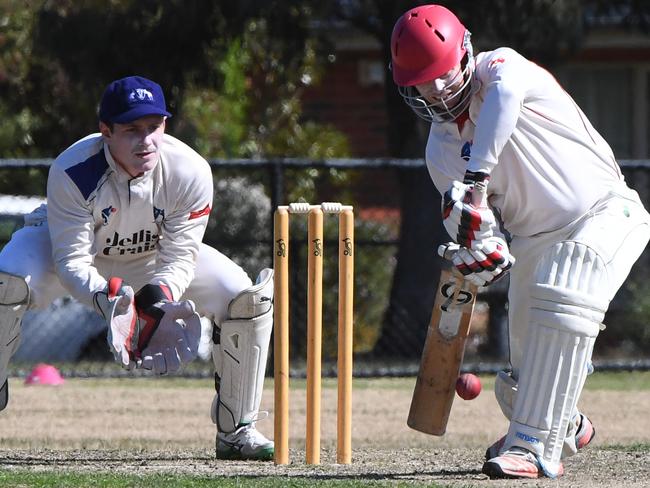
[99,76,172,124]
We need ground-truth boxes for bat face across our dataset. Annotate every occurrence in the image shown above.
[407,269,478,435]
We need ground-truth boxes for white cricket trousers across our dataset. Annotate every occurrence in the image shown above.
[0,222,252,325]
[507,187,650,374]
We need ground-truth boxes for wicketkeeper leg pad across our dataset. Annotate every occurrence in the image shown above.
[0,271,30,411]
[211,268,273,433]
[504,241,608,477]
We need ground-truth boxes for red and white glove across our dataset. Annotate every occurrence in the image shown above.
[134,284,201,375]
[440,238,515,287]
[442,172,496,249]
[93,277,138,369]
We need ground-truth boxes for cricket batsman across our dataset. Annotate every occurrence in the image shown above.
[391,4,650,479]
[0,76,274,460]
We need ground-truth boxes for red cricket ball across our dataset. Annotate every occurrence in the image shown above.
[456,373,482,400]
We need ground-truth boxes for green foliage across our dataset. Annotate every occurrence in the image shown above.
[202,174,394,357]
[584,371,650,391]
[205,176,271,277]
[178,40,250,158]
[0,1,345,157]
[287,213,395,358]
[179,18,349,159]
[0,167,48,195]
[0,3,42,156]
[605,276,650,354]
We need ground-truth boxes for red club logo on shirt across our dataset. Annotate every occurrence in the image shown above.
[489,57,506,68]
[189,204,211,220]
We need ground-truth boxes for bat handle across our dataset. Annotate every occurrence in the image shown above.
[472,180,488,208]
[438,243,459,261]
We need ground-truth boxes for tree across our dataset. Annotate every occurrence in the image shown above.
[5,1,346,161]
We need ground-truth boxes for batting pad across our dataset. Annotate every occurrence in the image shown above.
[505,242,608,478]
[0,271,30,411]
[494,367,594,460]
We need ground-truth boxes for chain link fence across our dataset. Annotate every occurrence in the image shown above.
[1,158,650,377]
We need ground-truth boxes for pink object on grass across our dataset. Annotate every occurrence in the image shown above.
[24,363,65,386]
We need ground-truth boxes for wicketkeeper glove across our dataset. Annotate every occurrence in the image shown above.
[93,277,138,369]
[134,284,201,375]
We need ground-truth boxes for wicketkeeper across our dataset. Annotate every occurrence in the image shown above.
[0,76,274,461]
[391,4,650,479]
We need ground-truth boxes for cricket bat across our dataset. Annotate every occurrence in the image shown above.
[407,181,485,435]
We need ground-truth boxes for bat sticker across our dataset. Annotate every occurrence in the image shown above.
[440,282,474,312]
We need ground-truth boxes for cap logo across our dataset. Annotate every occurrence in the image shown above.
[129,88,154,102]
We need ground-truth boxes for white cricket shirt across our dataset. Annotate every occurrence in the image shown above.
[47,133,213,306]
[425,47,626,237]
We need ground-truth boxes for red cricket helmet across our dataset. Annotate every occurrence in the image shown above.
[390,4,475,123]
[391,4,468,86]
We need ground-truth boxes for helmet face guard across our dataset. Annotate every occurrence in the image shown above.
[390,5,476,123]
[398,36,475,123]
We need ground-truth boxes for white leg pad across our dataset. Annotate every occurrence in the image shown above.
[494,368,592,459]
[504,242,608,477]
[211,269,273,433]
[0,271,29,410]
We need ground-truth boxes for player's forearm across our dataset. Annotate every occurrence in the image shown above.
[55,260,107,307]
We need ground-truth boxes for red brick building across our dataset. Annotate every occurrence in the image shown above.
[303,21,650,160]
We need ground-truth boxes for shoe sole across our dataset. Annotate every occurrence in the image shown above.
[482,460,540,479]
[216,446,274,461]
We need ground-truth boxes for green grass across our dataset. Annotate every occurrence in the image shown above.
[583,370,650,390]
[61,370,650,391]
[602,442,650,452]
[0,471,448,488]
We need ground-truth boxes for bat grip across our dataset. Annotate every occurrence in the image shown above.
[437,243,459,261]
[472,180,487,208]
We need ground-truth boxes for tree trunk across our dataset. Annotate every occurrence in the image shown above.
[373,166,444,357]
[371,40,446,357]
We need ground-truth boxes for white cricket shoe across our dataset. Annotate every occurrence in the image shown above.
[482,447,564,479]
[485,413,595,460]
[216,423,274,461]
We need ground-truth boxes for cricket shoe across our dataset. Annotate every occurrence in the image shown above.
[216,423,274,461]
[482,447,564,479]
[574,414,596,450]
[484,414,595,460]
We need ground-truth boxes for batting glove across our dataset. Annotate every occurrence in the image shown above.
[93,277,138,369]
[134,284,201,375]
[442,237,515,287]
[442,178,496,249]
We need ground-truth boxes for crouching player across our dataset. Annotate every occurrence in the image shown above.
[0,75,274,460]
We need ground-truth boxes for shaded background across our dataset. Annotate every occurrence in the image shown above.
[1,1,650,374]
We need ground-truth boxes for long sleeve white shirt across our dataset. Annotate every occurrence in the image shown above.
[425,47,626,237]
[46,133,213,306]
